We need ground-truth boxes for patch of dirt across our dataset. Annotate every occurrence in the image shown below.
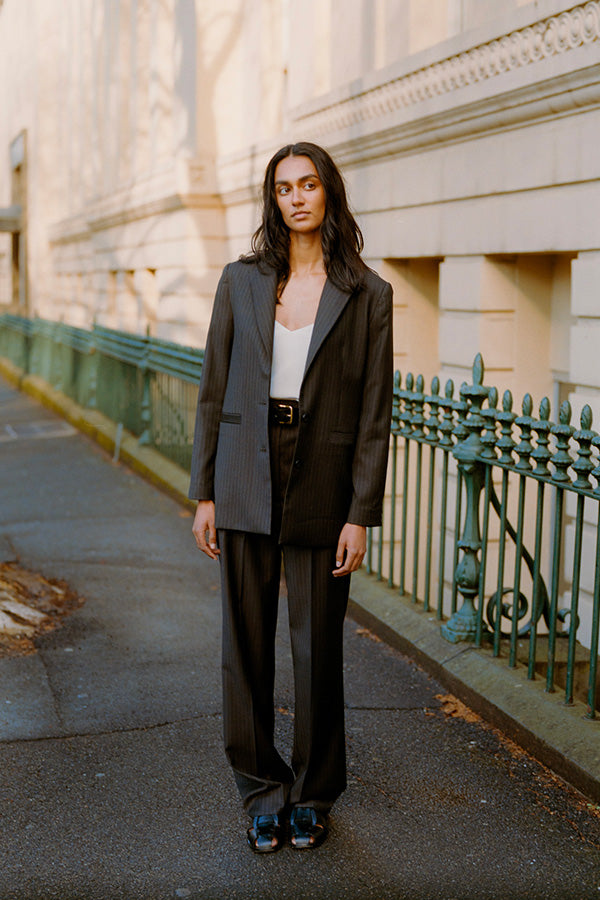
[355,625,382,643]
[434,690,600,833]
[436,693,483,725]
[0,562,84,657]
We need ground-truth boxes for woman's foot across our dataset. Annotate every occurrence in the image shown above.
[247,814,283,853]
[289,807,328,849]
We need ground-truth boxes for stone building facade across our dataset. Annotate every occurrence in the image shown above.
[1,0,599,411]
[1,0,600,627]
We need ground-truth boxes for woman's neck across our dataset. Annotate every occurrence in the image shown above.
[288,232,326,277]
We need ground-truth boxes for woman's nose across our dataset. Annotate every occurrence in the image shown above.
[291,187,303,205]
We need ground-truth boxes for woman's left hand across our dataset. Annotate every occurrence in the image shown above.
[332,523,367,577]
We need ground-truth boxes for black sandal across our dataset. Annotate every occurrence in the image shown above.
[247,814,283,853]
[290,807,328,849]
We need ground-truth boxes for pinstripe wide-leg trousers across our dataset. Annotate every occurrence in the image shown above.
[218,416,350,818]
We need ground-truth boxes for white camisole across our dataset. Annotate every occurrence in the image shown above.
[270,320,314,400]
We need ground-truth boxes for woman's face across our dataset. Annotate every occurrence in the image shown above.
[274,155,326,235]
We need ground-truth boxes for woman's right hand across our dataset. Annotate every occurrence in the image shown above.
[192,501,220,560]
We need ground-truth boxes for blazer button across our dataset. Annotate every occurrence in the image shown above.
[294,458,302,468]
[301,412,310,423]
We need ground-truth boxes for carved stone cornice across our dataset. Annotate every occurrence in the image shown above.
[48,159,222,244]
[215,4,600,199]
[292,2,600,143]
[326,65,600,168]
[85,193,222,234]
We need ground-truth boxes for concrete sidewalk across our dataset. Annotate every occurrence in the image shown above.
[1,375,600,900]
[2,357,599,803]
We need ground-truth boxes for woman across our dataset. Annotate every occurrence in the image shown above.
[190,142,393,853]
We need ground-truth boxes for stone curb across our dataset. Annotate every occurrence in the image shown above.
[2,356,599,803]
[348,573,600,804]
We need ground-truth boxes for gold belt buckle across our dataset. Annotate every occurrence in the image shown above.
[277,403,294,425]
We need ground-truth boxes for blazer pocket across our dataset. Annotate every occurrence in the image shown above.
[220,412,241,424]
[328,430,356,446]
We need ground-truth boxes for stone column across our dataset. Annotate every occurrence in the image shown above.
[149,0,175,168]
[439,254,554,403]
[379,258,440,384]
[438,254,554,624]
[173,0,198,160]
[132,0,152,177]
[570,252,600,398]
[439,256,516,385]
[568,251,600,649]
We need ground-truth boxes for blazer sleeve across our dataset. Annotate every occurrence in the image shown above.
[188,265,233,500]
[346,280,393,526]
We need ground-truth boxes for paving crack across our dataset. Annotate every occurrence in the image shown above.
[438,645,476,666]
[37,649,66,733]
[0,711,222,746]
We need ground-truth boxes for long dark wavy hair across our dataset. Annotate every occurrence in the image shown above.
[243,142,368,296]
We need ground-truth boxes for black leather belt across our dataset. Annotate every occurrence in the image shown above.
[269,399,299,426]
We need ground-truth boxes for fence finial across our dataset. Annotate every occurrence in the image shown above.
[539,397,550,421]
[559,400,572,425]
[531,398,552,477]
[572,404,596,491]
[581,404,593,430]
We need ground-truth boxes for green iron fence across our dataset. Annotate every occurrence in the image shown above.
[1,315,599,718]
[367,354,600,719]
[0,314,203,471]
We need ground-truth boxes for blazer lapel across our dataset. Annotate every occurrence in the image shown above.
[250,264,277,359]
[304,278,352,376]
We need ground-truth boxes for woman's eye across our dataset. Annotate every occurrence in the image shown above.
[278,186,290,195]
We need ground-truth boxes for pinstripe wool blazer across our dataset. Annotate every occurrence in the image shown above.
[188,259,393,547]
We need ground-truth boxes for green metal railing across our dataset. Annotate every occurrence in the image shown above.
[367,354,600,719]
[1,315,599,718]
[0,314,203,470]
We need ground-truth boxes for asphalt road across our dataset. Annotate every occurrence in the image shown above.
[1,376,600,900]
